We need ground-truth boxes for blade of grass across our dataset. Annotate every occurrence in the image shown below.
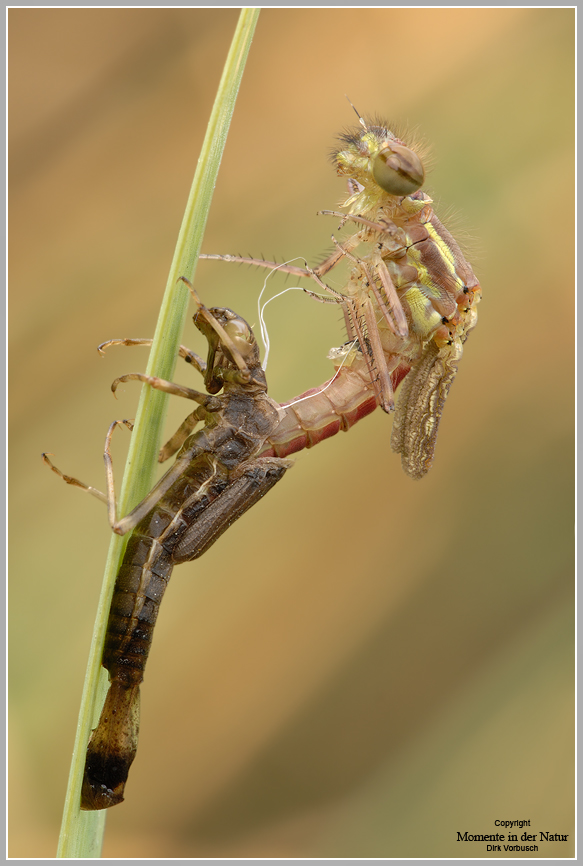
[56,8,260,857]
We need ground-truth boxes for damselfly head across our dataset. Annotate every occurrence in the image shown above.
[334,120,427,209]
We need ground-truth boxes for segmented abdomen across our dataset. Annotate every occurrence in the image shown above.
[102,462,228,686]
[261,360,411,459]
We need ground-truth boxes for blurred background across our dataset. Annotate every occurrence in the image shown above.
[9,8,574,858]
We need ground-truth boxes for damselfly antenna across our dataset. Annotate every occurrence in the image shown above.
[345,95,368,132]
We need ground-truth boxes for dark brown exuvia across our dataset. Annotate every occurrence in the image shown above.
[80,302,292,809]
[47,280,387,809]
[45,283,400,809]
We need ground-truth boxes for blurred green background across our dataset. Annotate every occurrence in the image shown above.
[9,8,574,858]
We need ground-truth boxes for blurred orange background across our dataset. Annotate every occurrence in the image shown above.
[9,8,574,858]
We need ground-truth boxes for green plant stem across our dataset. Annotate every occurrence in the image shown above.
[56,8,260,857]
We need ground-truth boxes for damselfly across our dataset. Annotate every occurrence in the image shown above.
[202,110,481,478]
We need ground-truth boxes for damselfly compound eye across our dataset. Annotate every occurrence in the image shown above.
[372,143,425,196]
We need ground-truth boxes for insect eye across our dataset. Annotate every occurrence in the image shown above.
[372,144,425,196]
[224,319,254,354]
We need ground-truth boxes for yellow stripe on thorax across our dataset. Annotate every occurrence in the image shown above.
[405,221,463,303]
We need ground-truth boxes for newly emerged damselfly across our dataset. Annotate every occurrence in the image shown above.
[202,110,481,478]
